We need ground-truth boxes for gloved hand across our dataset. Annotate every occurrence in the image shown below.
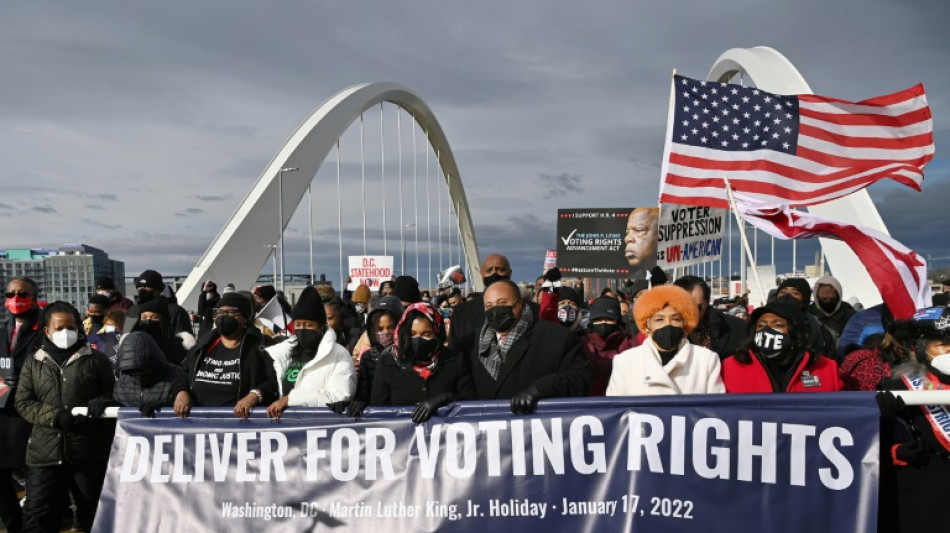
[347,401,368,418]
[139,399,165,418]
[411,393,456,424]
[876,391,906,417]
[54,410,85,430]
[510,386,542,415]
[87,397,115,418]
[541,268,562,291]
[326,401,348,415]
[894,441,929,467]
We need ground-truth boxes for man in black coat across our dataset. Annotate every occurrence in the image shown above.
[674,276,749,360]
[0,277,44,532]
[449,254,540,359]
[463,280,591,414]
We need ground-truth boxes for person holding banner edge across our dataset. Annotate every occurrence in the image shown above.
[264,286,355,420]
[174,293,276,419]
[465,280,591,414]
[365,302,475,423]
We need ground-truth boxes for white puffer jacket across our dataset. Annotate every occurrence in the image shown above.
[266,329,356,406]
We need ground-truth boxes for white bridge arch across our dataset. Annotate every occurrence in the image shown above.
[177,83,481,310]
[708,46,889,307]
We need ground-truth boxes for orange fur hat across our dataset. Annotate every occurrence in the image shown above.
[632,284,700,334]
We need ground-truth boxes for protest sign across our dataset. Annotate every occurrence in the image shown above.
[347,256,394,291]
[556,208,658,279]
[94,394,879,533]
[657,205,727,270]
[542,249,557,274]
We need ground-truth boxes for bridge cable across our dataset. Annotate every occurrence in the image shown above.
[398,107,405,274]
[381,103,387,256]
[360,113,367,255]
[337,140,344,288]
[413,118,420,281]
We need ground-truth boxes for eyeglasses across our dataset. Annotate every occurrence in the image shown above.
[4,291,31,298]
[213,309,243,318]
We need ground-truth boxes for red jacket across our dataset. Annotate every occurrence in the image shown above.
[722,350,843,393]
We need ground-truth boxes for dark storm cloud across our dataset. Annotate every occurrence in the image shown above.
[175,208,204,218]
[536,172,585,199]
[85,204,104,210]
[32,205,56,213]
[196,194,234,202]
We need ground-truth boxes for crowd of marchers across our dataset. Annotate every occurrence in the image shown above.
[0,255,947,532]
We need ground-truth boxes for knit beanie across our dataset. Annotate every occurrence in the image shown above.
[216,292,253,319]
[254,284,277,302]
[292,286,327,323]
[353,284,372,304]
[776,278,812,305]
[393,276,421,304]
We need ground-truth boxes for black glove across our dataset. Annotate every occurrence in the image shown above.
[347,401,368,418]
[510,386,542,415]
[326,401,349,415]
[54,410,86,430]
[876,391,906,417]
[87,397,115,418]
[411,393,456,424]
[895,441,929,467]
[139,399,165,418]
[543,268,561,283]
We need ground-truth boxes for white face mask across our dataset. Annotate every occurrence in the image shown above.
[930,353,950,375]
[51,329,79,350]
[103,325,117,333]
[97,290,113,298]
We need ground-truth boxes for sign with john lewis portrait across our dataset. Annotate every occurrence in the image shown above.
[556,208,658,279]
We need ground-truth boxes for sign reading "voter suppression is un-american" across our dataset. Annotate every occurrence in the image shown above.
[93,394,880,533]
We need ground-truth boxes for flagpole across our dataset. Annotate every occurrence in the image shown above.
[654,69,678,289]
[722,178,768,305]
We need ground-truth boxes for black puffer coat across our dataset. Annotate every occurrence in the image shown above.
[14,343,115,467]
[114,332,186,408]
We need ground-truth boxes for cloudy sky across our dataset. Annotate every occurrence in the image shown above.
[2,0,948,292]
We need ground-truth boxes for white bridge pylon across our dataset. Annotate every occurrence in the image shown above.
[177,83,482,310]
[708,46,890,307]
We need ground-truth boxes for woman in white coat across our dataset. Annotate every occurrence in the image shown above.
[266,286,356,419]
[607,284,725,396]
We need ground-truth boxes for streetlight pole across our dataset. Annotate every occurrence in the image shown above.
[264,244,278,285]
[278,167,299,293]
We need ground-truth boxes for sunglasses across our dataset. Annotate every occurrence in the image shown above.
[4,291,32,298]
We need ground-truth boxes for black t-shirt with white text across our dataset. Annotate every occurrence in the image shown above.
[192,341,241,407]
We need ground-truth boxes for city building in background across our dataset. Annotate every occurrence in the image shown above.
[0,244,125,321]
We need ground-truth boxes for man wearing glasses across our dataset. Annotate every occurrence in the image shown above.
[624,207,659,279]
[174,293,276,419]
[0,277,42,533]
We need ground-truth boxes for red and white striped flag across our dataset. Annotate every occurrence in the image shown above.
[659,75,934,208]
[734,197,932,319]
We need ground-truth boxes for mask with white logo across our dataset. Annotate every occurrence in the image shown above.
[754,326,790,358]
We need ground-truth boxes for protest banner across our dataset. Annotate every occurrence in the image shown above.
[657,205,727,270]
[347,256,394,291]
[94,394,879,533]
[557,208,657,279]
[542,249,557,274]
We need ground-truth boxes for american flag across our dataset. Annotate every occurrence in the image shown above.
[735,197,931,319]
[659,75,934,208]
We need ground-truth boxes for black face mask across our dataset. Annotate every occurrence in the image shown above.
[485,304,518,332]
[591,323,619,338]
[754,326,791,358]
[818,298,839,313]
[296,329,323,352]
[652,325,684,351]
[215,316,242,337]
[135,320,164,342]
[482,273,507,288]
[137,289,155,304]
[774,294,802,308]
[410,336,440,363]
